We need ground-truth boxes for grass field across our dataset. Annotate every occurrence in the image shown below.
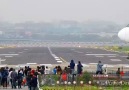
[105,46,129,53]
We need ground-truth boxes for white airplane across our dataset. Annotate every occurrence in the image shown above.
[118,25,129,42]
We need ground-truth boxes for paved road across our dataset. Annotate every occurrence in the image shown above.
[0,47,128,66]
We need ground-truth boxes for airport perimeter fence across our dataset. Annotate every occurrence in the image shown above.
[38,72,129,90]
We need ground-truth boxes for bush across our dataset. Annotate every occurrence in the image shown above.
[38,74,60,86]
[77,71,93,84]
[118,46,122,49]
[51,74,60,81]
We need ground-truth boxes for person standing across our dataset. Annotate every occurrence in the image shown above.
[70,60,75,74]
[18,69,23,89]
[26,72,32,90]
[8,68,13,88]
[11,69,18,89]
[77,61,83,75]
[70,60,75,82]
[57,66,62,75]
[31,75,37,90]
[96,61,103,74]
[53,66,57,75]
[0,68,2,87]
[1,67,9,89]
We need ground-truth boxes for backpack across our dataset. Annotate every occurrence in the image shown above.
[62,73,67,81]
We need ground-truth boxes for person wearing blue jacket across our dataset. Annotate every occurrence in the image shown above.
[31,75,37,90]
[1,68,9,89]
[0,68,2,86]
[26,72,32,90]
[77,61,83,75]
[70,60,75,74]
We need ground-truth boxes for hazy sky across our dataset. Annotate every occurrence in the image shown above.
[0,0,129,24]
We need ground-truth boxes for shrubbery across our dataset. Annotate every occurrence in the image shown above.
[77,71,93,84]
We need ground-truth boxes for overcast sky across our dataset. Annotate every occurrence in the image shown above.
[0,0,129,24]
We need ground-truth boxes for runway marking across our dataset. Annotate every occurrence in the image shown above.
[0,65,7,67]
[86,54,117,56]
[8,52,15,53]
[110,59,121,61]
[40,64,52,67]
[0,54,19,56]
[57,61,62,63]
[48,47,63,63]
[121,56,128,57]
[18,52,23,53]
[27,63,37,65]
[60,57,67,63]
[48,47,53,54]
[52,54,56,57]
[5,56,13,57]
[0,58,6,64]
[55,58,61,61]
[54,57,59,59]
[103,64,114,67]
[89,63,97,64]
[95,56,104,57]
[108,56,116,57]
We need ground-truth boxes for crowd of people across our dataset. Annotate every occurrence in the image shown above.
[51,60,83,82]
[0,66,43,90]
[0,60,84,89]
[0,59,124,89]
[53,60,83,75]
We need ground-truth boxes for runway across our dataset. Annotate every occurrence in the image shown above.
[51,47,129,65]
[0,47,129,65]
